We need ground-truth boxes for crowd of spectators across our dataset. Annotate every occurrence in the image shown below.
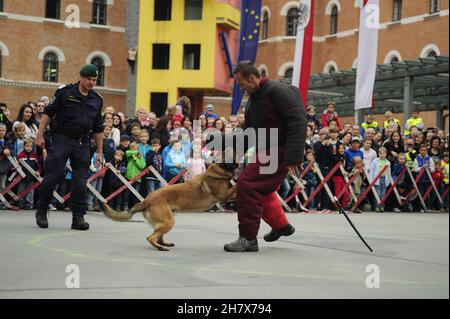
[0,97,448,213]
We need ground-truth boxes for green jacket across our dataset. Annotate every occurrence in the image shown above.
[125,150,146,182]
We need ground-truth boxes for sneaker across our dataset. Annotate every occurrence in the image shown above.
[393,208,401,213]
[87,205,94,211]
[48,204,57,211]
[263,224,295,242]
[224,236,258,252]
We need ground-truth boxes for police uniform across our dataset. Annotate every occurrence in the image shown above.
[36,64,103,230]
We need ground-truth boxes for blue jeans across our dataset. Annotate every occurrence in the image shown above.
[17,180,35,208]
[305,184,316,209]
[279,178,290,199]
[146,179,161,194]
[87,177,103,206]
[375,176,387,207]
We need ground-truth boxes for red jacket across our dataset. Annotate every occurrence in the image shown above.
[16,151,41,175]
[321,110,343,130]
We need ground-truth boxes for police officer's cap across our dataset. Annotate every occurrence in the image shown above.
[80,64,99,77]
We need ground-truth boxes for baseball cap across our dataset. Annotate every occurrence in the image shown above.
[351,136,361,143]
[120,134,130,141]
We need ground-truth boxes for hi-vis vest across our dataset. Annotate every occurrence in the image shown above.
[405,117,424,136]
[361,121,379,132]
[443,162,449,185]
[384,118,401,129]
[405,150,417,169]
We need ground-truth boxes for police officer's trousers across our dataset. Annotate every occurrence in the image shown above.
[38,134,90,216]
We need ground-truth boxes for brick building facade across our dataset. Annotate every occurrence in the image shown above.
[0,0,128,118]
[207,0,448,129]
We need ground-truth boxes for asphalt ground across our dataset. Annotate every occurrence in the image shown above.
[0,210,448,299]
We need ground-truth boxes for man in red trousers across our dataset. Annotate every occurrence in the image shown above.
[224,61,307,252]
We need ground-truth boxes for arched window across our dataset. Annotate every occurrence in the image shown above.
[91,57,105,86]
[286,8,299,36]
[330,5,338,34]
[393,0,402,21]
[92,0,107,25]
[427,50,437,58]
[261,69,267,78]
[390,56,399,63]
[261,11,269,40]
[284,67,293,80]
[0,0,4,12]
[430,0,440,14]
[327,66,336,74]
[43,52,58,82]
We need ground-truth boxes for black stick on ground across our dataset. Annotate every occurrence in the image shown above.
[333,196,374,252]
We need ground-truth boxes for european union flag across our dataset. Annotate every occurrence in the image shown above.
[231,0,262,115]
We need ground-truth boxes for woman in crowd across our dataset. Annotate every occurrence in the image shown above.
[103,112,121,147]
[384,131,405,166]
[151,115,172,150]
[13,104,38,140]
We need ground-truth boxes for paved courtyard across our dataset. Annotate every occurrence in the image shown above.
[0,210,448,299]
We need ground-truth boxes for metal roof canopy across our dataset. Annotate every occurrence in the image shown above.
[307,56,449,119]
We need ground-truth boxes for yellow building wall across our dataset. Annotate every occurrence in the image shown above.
[136,0,240,112]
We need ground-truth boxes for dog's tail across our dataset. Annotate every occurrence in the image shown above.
[101,202,145,222]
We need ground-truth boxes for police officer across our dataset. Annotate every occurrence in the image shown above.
[34,64,104,230]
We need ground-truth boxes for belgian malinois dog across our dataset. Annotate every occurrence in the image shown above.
[102,163,237,251]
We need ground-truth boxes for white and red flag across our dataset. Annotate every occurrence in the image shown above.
[292,0,314,107]
[355,0,379,110]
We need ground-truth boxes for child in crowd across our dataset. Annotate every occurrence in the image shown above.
[303,150,318,210]
[404,138,418,169]
[164,140,187,183]
[123,142,146,209]
[104,149,127,211]
[16,139,40,209]
[145,138,163,193]
[103,124,116,163]
[431,160,444,211]
[390,153,411,212]
[129,122,142,143]
[369,147,391,212]
[306,105,321,130]
[442,151,449,210]
[329,127,340,155]
[344,137,364,171]
[6,123,28,157]
[332,144,350,210]
[362,138,377,169]
[348,156,368,213]
[313,128,334,211]
[87,151,106,211]
[180,128,192,159]
[413,144,435,210]
[185,146,206,182]
[0,124,10,204]
[137,129,151,160]
[118,134,131,155]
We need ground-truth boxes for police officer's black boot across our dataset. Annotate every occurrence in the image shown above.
[71,215,89,231]
[35,207,49,229]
